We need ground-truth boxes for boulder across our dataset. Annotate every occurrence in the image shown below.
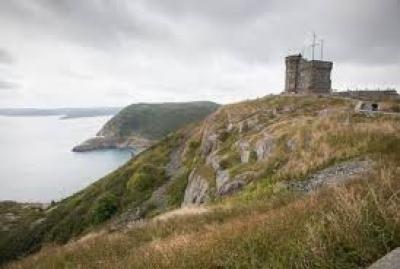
[236,140,251,163]
[368,248,400,269]
[218,180,246,196]
[216,170,230,192]
[256,134,275,161]
[182,169,210,206]
[206,152,221,171]
[201,133,218,156]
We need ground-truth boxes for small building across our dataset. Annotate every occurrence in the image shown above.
[284,54,333,95]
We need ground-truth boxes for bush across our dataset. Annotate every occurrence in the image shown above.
[91,193,118,224]
[127,164,166,192]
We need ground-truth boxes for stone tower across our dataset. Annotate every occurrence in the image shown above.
[284,54,333,94]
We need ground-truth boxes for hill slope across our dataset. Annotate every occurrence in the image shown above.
[72,101,219,152]
[3,95,400,268]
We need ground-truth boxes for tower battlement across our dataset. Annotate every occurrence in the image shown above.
[284,54,333,94]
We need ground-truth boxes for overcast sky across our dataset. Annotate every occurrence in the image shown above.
[0,0,399,107]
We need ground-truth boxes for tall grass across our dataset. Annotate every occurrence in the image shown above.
[7,161,400,269]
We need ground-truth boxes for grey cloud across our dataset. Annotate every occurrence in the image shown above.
[144,0,400,65]
[0,0,171,48]
[1,0,399,65]
[144,0,275,23]
[0,0,398,107]
[0,49,14,64]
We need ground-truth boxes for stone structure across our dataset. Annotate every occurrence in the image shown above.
[285,54,333,94]
[334,90,399,101]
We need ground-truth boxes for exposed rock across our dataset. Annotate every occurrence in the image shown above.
[72,136,152,152]
[285,159,373,192]
[216,170,230,193]
[238,115,260,133]
[236,140,251,163]
[246,115,259,129]
[218,180,246,196]
[233,171,256,182]
[226,122,234,132]
[286,138,296,152]
[368,248,400,269]
[201,133,218,157]
[238,121,249,133]
[109,207,142,230]
[256,134,275,161]
[72,136,119,152]
[182,169,210,206]
[165,146,183,177]
[206,152,221,171]
[149,146,185,209]
[216,171,255,196]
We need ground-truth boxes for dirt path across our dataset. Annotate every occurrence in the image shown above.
[154,206,209,222]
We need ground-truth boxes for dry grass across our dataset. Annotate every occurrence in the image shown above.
[7,161,400,269]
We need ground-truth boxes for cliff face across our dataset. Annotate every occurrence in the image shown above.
[72,101,220,152]
[179,95,356,206]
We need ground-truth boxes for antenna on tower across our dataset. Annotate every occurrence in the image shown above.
[311,32,317,60]
[320,39,324,60]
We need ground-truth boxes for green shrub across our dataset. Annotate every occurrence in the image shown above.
[91,193,118,224]
[127,164,166,192]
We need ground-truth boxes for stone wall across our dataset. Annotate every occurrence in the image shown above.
[285,54,332,94]
[333,90,399,101]
[285,55,302,93]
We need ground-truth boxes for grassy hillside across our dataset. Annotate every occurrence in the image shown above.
[97,101,220,140]
[3,95,400,268]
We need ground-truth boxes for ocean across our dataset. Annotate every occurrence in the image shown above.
[0,115,131,202]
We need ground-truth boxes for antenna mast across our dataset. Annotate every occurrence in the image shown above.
[311,32,317,60]
[320,39,324,60]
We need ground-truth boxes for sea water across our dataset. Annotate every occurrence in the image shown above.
[0,115,131,202]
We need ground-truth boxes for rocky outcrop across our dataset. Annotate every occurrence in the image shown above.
[218,179,245,196]
[216,170,230,194]
[368,248,400,269]
[236,140,251,163]
[182,169,210,206]
[255,134,275,161]
[201,133,219,156]
[72,136,153,152]
[284,159,373,192]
